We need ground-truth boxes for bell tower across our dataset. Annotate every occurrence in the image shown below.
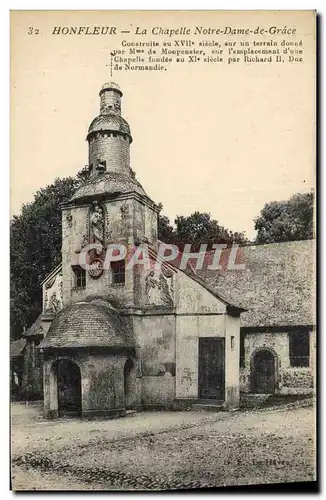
[87,82,132,176]
[61,83,160,309]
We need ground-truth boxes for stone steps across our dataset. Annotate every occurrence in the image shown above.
[240,394,272,408]
[192,400,224,412]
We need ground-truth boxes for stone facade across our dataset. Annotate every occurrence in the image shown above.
[37,82,244,419]
[17,83,315,412]
[240,328,315,396]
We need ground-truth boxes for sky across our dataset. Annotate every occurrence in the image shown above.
[10,10,315,239]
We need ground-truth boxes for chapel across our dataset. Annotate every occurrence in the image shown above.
[37,82,243,418]
[11,82,315,417]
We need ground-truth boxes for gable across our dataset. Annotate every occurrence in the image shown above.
[175,270,227,315]
[42,266,63,315]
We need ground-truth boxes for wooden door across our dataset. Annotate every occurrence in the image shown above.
[251,350,275,394]
[198,338,225,400]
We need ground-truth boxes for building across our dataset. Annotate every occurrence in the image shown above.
[14,83,316,416]
[197,240,316,396]
[36,82,244,418]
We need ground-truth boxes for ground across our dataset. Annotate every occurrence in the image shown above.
[11,402,316,491]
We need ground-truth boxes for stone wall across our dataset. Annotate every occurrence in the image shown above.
[43,272,63,314]
[174,270,241,404]
[81,354,130,416]
[176,314,225,399]
[22,339,43,400]
[175,271,227,315]
[43,352,140,419]
[62,200,135,308]
[133,314,176,408]
[225,315,240,408]
[281,367,314,394]
[141,376,175,408]
[132,200,158,245]
[88,133,130,173]
[240,329,315,395]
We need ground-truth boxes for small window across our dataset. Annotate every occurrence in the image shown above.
[289,331,309,367]
[240,331,245,368]
[231,336,235,351]
[111,260,125,285]
[72,266,86,289]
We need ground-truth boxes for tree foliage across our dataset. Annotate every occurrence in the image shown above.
[158,207,249,249]
[254,192,314,244]
[10,176,81,339]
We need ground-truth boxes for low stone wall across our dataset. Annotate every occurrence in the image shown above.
[240,366,315,396]
[280,367,314,395]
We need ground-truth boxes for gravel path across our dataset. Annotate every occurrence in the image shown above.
[11,403,316,491]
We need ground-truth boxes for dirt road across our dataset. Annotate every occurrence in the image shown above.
[11,402,316,491]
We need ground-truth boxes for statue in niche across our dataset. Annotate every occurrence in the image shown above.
[91,201,105,246]
[158,274,173,306]
[145,271,161,305]
[46,291,60,313]
[145,270,174,306]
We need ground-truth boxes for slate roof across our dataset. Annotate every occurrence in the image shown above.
[24,314,45,338]
[195,239,315,328]
[10,338,26,358]
[40,300,136,349]
[148,243,245,312]
[69,171,148,203]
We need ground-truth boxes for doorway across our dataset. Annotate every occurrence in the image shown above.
[198,338,225,400]
[56,359,82,417]
[250,349,276,394]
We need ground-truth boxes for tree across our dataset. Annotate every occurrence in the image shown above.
[157,207,249,250]
[10,176,82,339]
[157,203,176,244]
[174,212,248,250]
[254,192,314,244]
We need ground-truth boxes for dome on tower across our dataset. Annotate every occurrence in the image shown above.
[69,171,148,203]
[87,114,131,139]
